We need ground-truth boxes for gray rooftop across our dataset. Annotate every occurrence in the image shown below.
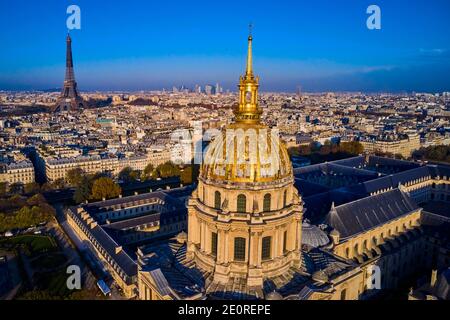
[325,188,420,239]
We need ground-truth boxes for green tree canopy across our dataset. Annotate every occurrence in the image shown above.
[141,163,156,181]
[0,182,7,197]
[66,168,86,186]
[180,166,193,184]
[9,182,24,195]
[73,175,93,204]
[155,161,180,179]
[118,167,140,183]
[90,177,121,201]
[339,141,364,155]
[24,182,41,195]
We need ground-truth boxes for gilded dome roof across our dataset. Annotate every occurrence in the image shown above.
[200,124,293,184]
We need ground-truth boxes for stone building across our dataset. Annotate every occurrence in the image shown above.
[63,34,450,301]
[360,132,421,158]
[0,151,35,186]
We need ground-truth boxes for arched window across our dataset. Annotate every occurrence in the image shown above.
[345,247,350,258]
[261,236,272,260]
[237,194,246,213]
[214,191,221,210]
[354,243,359,255]
[234,237,246,261]
[283,190,287,207]
[340,289,347,300]
[283,231,288,253]
[211,232,218,256]
[263,193,271,212]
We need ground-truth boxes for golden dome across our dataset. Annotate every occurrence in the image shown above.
[200,125,292,184]
[200,34,293,184]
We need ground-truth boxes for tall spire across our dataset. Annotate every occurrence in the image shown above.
[233,27,262,124]
[52,33,84,112]
[245,24,253,78]
[65,33,75,82]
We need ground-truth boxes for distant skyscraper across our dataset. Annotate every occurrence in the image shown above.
[53,34,84,112]
[215,82,221,95]
[204,84,213,95]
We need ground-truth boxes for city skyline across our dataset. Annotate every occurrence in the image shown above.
[1,0,450,92]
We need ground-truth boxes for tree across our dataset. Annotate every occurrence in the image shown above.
[0,182,7,197]
[141,163,155,181]
[180,166,193,184]
[66,168,86,186]
[24,182,40,195]
[339,141,363,155]
[298,144,312,156]
[9,182,24,195]
[73,175,93,204]
[27,193,46,206]
[155,161,180,179]
[51,178,66,190]
[90,177,121,201]
[118,167,140,183]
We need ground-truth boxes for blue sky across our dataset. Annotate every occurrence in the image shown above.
[0,0,449,92]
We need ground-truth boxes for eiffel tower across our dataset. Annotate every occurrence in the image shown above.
[53,34,84,112]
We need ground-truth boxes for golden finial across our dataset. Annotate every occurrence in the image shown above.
[233,27,262,125]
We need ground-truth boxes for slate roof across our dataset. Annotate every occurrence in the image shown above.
[331,156,365,168]
[366,156,421,172]
[302,222,330,248]
[138,238,354,300]
[67,207,137,282]
[83,191,183,215]
[103,212,161,230]
[325,188,420,239]
[428,164,450,179]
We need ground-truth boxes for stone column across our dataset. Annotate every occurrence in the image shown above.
[224,230,230,263]
[273,227,280,258]
[200,221,205,251]
[249,231,259,267]
[217,228,226,264]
